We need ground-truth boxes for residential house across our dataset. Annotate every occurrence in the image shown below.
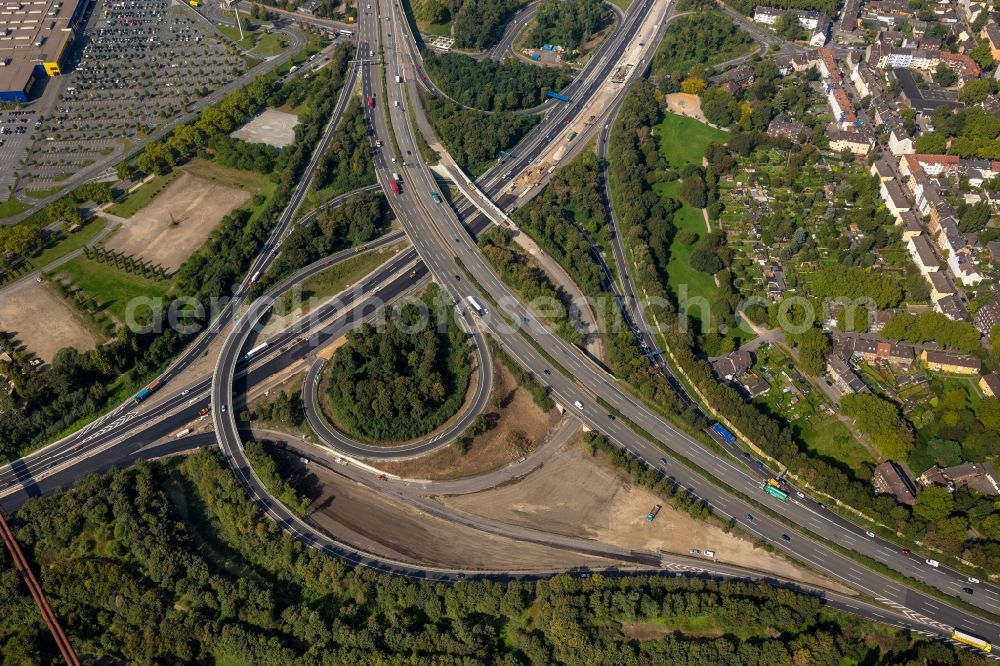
[768,119,810,142]
[711,350,753,380]
[888,126,914,155]
[920,349,982,374]
[980,372,1000,398]
[973,301,1000,335]
[740,374,772,398]
[935,294,968,320]
[871,158,895,181]
[983,23,1000,60]
[828,128,874,155]
[933,462,1000,495]
[872,461,917,505]
[907,235,940,275]
[880,179,911,217]
[899,210,922,238]
[827,353,868,394]
[928,270,956,301]
[753,5,784,24]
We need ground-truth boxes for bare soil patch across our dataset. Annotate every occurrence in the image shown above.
[665,93,708,123]
[442,438,851,592]
[297,456,615,570]
[231,108,300,148]
[619,622,676,641]
[377,360,560,480]
[104,172,250,272]
[0,280,102,362]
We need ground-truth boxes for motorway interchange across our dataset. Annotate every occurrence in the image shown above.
[1,0,1000,656]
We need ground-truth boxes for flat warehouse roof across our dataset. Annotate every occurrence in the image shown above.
[0,0,80,95]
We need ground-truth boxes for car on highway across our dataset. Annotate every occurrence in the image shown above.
[221,405,226,413]
[795,491,804,499]
[745,513,754,521]
[659,458,667,465]
[865,531,875,538]
[74,444,83,451]
[573,400,584,410]
[968,577,980,583]
[781,534,791,541]
[901,548,911,556]
[963,587,974,594]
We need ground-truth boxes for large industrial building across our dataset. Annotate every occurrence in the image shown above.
[0,0,85,103]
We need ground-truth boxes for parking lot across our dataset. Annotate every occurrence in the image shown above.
[19,0,249,195]
[0,109,41,201]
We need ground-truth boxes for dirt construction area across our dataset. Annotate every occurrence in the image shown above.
[104,172,250,271]
[378,360,561,480]
[300,457,615,570]
[665,93,709,124]
[0,280,102,362]
[441,438,851,592]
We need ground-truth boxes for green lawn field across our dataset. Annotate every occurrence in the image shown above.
[55,256,171,323]
[656,112,727,169]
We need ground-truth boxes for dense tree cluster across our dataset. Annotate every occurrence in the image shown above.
[880,311,982,354]
[245,442,311,516]
[207,134,279,173]
[652,12,755,80]
[425,95,539,175]
[312,97,375,195]
[841,393,916,460]
[254,192,392,296]
[325,284,472,441]
[424,52,573,111]
[2,452,991,665]
[479,227,584,344]
[452,0,523,49]
[529,0,607,51]
[252,389,306,429]
[913,106,1000,160]
[810,265,905,309]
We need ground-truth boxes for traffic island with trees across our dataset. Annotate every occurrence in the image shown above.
[321,284,474,442]
[0,451,992,664]
[423,52,574,112]
[424,94,540,175]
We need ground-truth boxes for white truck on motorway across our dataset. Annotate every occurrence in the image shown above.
[466,296,487,316]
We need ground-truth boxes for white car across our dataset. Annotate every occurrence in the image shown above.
[864,531,875,538]
[573,400,584,410]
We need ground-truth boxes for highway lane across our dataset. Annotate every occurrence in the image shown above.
[366,0,1000,644]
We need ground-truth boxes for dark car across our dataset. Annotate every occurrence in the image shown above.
[963,587,974,594]
[781,534,791,541]
[745,514,754,521]
[901,548,911,556]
